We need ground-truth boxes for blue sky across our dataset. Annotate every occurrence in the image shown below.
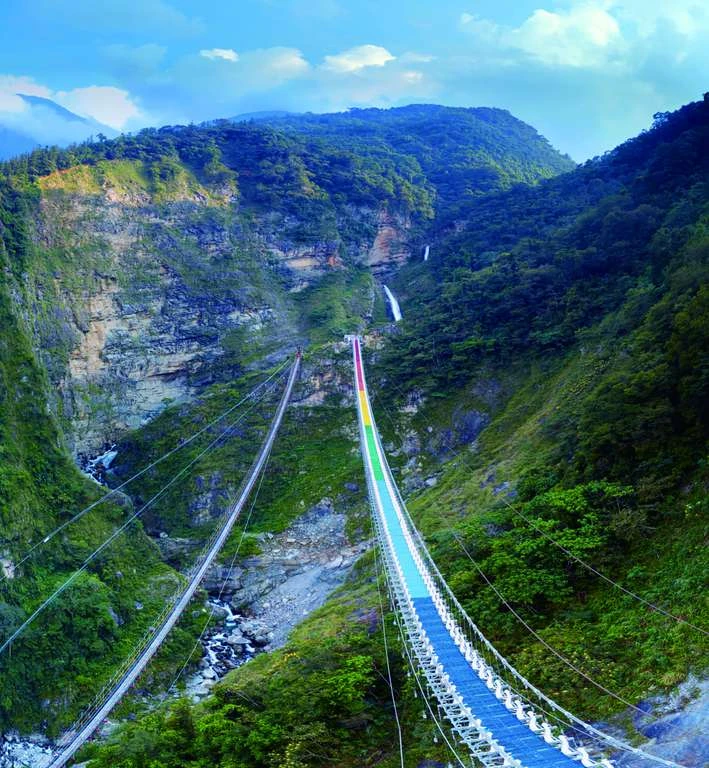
[1,0,707,159]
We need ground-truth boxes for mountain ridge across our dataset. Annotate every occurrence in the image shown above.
[0,94,118,161]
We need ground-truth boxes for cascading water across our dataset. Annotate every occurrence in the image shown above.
[383,285,402,322]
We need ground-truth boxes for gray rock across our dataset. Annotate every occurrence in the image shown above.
[107,606,124,626]
[156,536,200,562]
[203,564,244,595]
[453,408,490,446]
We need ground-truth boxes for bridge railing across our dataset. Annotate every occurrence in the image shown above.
[57,368,290,747]
[367,405,639,766]
[48,358,300,768]
[352,336,618,767]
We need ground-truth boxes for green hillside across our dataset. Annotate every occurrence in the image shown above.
[0,98,706,767]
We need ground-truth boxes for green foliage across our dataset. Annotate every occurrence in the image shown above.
[257,104,575,216]
[383,97,709,393]
[82,577,427,768]
[0,92,707,755]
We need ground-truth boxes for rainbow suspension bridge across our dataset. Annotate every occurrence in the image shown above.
[351,335,686,768]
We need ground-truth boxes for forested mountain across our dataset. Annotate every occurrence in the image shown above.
[0,104,573,737]
[0,98,706,767]
[237,104,576,213]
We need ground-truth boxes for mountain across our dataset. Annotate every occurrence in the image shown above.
[0,93,118,160]
[0,99,706,765]
[247,104,577,214]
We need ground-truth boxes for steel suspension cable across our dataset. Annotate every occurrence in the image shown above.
[380,375,706,635]
[372,541,406,768]
[368,381,688,767]
[51,392,285,747]
[451,533,688,768]
[163,445,273,699]
[0,370,285,655]
[1,359,290,582]
[497,496,708,635]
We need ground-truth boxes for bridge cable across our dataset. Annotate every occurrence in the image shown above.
[372,542,406,768]
[452,532,662,719]
[46,391,283,752]
[163,442,273,699]
[369,392,612,739]
[0,371,285,656]
[373,379,706,635]
[451,533,687,768]
[374,540,468,768]
[1,359,290,582]
[369,387,689,765]
[498,496,708,635]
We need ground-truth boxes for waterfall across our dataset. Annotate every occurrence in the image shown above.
[423,245,430,262]
[383,285,402,322]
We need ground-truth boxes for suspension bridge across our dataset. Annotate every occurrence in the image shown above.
[351,336,690,768]
[15,354,301,768]
[0,340,694,768]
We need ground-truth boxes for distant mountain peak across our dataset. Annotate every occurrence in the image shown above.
[17,93,91,125]
[0,94,118,160]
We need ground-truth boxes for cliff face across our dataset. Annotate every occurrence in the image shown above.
[24,161,409,455]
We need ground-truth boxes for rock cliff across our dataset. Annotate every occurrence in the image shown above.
[23,161,411,455]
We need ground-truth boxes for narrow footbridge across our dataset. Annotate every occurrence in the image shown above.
[46,354,301,768]
[352,336,617,768]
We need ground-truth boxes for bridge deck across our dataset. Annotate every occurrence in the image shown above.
[353,337,579,768]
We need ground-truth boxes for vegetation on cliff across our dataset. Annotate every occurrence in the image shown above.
[77,97,709,767]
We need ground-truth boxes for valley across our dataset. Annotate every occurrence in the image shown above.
[0,99,706,768]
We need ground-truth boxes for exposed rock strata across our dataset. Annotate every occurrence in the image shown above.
[26,168,411,455]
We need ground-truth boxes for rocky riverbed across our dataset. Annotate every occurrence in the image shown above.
[181,496,369,700]
[610,674,709,767]
[0,497,367,766]
[0,733,54,768]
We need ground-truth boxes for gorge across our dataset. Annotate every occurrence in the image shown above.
[0,99,707,767]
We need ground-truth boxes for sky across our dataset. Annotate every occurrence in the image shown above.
[1,0,707,160]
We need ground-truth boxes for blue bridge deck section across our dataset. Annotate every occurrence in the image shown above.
[353,336,580,768]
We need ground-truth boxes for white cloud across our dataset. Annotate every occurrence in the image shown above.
[460,12,475,25]
[462,5,626,69]
[402,70,424,84]
[323,44,395,73]
[611,0,709,38]
[200,48,239,62]
[509,6,623,68]
[400,52,436,63]
[0,75,51,112]
[55,86,141,129]
[247,47,310,78]
[161,47,311,120]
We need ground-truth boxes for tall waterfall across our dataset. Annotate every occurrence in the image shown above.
[383,285,402,322]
